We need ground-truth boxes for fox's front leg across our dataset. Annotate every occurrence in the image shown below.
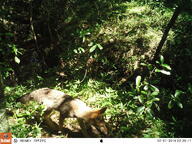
[43,110,59,131]
[77,118,90,137]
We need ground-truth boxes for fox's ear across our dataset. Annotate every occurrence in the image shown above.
[99,107,107,114]
[84,107,107,120]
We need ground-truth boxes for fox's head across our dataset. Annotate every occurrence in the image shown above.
[82,107,108,136]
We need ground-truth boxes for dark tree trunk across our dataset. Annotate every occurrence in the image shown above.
[153,6,182,62]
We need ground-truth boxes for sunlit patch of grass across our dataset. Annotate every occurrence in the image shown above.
[95,1,174,75]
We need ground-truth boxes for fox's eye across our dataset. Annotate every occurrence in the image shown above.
[96,116,102,120]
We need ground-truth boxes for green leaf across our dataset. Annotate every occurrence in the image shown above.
[136,75,142,91]
[14,56,20,64]
[88,42,94,47]
[37,75,43,80]
[159,70,171,75]
[137,106,145,114]
[150,85,159,92]
[97,44,103,50]
[78,47,85,53]
[105,87,115,93]
[146,108,153,117]
[89,45,97,53]
[156,61,160,64]
[143,85,148,91]
[177,102,183,109]
[155,69,161,73]
[162,64,171,70]
[5,86,11,92]
[82,37,86,43]
[154,103,160,111]
[160,55,164,64]
[152,98,160,101]
[168,100,173,109]
[175,90,184,98]
[138,97,143,103]
[141,90,147,95]
[73,49,78,53]
[12,45,18,55]
[151,91,159,96]
[172,116,177,122]
[140,63,147,66]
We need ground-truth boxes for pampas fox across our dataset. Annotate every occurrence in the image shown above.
[17,88,108,137]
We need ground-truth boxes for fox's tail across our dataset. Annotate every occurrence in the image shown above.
[16,93,30,103]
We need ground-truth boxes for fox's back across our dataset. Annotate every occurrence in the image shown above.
[18,88,72,111]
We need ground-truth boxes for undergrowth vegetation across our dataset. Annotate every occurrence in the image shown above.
[4,75,173,138]
[4,56,183,138]
[1,0,192,138]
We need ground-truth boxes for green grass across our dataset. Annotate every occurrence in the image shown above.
[84,1,174,77]
[5,77,173,138]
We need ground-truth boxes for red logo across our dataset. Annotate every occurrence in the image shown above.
[0,133,12,144]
